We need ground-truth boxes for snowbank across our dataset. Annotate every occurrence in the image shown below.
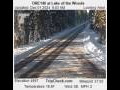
[81,24,106,70]
[14,39,50,56]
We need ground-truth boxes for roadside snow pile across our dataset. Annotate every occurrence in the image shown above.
[14,39,51,56]
[14,39,51,64]
[82,24,106,70]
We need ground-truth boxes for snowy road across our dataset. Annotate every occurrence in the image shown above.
[14,23,106,78]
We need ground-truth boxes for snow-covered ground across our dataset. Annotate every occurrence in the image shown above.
[14,39,50,56]
[81,24,106,70]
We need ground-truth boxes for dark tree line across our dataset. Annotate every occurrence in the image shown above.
[89,10,106,44]
[14,10,88,48]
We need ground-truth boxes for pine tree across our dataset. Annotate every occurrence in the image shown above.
[94,10,106,44]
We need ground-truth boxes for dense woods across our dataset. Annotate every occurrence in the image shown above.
[14,10,88,48]
[89,10,106,44]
